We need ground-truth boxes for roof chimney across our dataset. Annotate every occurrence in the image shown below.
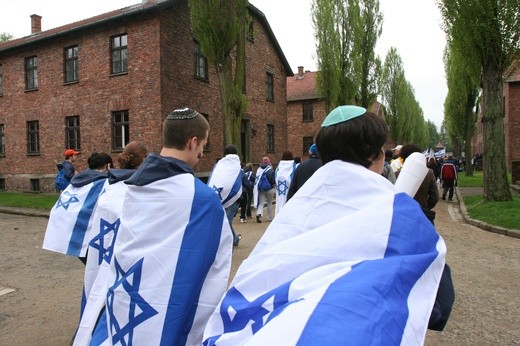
[31,14,42,34]
[298,66,304,77]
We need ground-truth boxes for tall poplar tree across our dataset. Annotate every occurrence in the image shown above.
[443,40,480,175]
[188,0,248,150]
[437,0,520,201]
[312,0,361,112]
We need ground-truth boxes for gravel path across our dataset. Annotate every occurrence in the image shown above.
[0,191,519,345]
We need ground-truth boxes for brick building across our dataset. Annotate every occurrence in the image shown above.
[0,0,292,192]
[287,66,386,159]
[472,67,520,177]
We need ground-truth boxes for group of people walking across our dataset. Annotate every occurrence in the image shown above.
[42,105,453,345]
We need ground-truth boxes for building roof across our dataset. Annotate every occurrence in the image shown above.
[0,0,172,53]
[287,69,320,101]
[0,0,294,76]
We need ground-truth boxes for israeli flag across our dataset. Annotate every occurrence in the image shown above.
[43,178,107,257]
[204,160,446,345]
[252,166,270,208]
[207,154,243,208]
[274,160,296,214]
[79,171,233,346]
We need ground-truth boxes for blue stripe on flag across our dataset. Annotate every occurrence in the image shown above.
[297,193,439,345]
[160,179,224,345]
[67,179,106,256]
[90,308,108,345]
[221,172,243,206]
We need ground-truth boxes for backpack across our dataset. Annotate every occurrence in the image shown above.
[257,169,272,192]
[55,165,69,191]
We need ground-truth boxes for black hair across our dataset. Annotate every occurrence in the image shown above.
[224,144,238,155]
[316,111,388,168]
[400,143,422,161]
[87,152,113,170]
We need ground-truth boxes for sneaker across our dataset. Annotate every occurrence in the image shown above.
[240,218,246,223]
[256,215,262,223]
[233,234,242,247]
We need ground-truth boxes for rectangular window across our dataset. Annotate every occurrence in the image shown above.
[302,101,314,122]
[0,178,5,190]
[30,178,40,192]
[247,19,254,41]
[194,42,208,80]
[266,124,274,152]
[0,64,3,96]
[26,120,39,154]
[25,56,38,90]
[303,136,314,154]
[64,46,79,83]
[0,124,5,156]
[111,34,128,74]
[65,116,80,150]
[112,110,129,150]
[266,72,274,101]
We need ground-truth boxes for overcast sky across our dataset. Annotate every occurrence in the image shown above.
[1,0,447,128]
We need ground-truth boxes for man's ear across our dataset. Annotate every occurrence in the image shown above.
[187,136,198,150]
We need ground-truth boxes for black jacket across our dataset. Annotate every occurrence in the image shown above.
[287,155,322,200]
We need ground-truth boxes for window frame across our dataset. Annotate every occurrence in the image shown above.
[266,124,275,152]
[26,120,40,155]
[25,56,38,90]
[64,46,79,83]
[65,116,81,150]
[0,64,3,96]
[112,110,129,151]
[265,72,274,101]
[194,41,209,81]
[0,124,5,156]
[111,34,128,75]
[302,101,314,122]
[302,136,314,155]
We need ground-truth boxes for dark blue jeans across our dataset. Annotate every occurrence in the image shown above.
[225,200,240,245]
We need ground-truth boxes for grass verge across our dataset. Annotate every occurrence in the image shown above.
[0,191,58,210]
[463,194,520,230]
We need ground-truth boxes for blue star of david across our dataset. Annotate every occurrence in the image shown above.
[107,258,158,345]
[211,185,224,200]
[276,180,289,195]
[90,218,120,265]
[217,281,295,336]
[56,191,80,210]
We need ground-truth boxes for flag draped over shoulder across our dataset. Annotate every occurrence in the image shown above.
[274,160,296,214]
[75,154,233,346]
[203,160,446,345]
[207,154,243,208]
[43,173,108,257]
[252,166,269,208]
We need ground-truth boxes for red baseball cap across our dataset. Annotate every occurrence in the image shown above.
[64,149,80,156]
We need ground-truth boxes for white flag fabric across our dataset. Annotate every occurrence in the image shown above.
[207,154,243,208]
[203,160,446,345]
[252,165,270,208]
[76,154,233,346]
[274,160,296,214]
[43,173,108,257]
[79,170,136,320]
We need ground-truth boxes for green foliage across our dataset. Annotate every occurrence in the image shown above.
[437,0,519,200]
[0,192,58,210]
[380,48,428,146]
[0,32,13,42]
[188,0,248,148]
[463,194,520,230]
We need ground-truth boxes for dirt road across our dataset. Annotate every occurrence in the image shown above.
[0,197,518,345]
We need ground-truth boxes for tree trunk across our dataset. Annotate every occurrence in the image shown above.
[216,56,236,148]
[464,93,474,176]
[481,64,512,201]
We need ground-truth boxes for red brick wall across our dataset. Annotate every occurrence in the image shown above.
[0,1,289,191]
[505,81,520,170]
[287,99,327,158]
